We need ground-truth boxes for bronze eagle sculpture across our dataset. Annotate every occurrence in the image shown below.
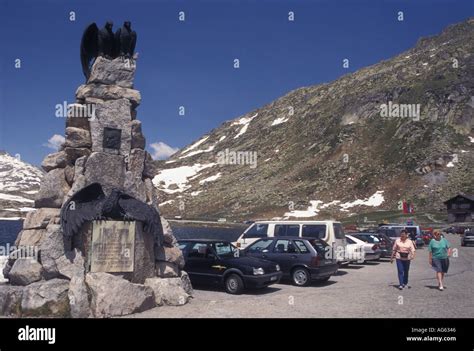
[60,183,163,247]
[80,21,137,80]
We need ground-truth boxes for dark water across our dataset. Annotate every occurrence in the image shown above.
[0,220,23,247]
[0,220,245,247]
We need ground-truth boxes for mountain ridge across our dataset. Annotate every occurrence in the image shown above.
[153,17,474,221]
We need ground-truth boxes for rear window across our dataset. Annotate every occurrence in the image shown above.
[302,224,326,239]
[307,239,329,255]
[243,224,269,239]
[333,223,345,239]
[275,224,300,237]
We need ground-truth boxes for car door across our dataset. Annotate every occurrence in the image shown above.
[185,243,217,284]
[267,239,301,274]
[244,239,275,260]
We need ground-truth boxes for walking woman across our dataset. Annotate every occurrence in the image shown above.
[428,230,452,291]
[390,230,416,290]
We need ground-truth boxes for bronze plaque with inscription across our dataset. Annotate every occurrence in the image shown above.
[90,220,135,273]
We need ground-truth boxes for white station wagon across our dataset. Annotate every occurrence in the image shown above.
[233,220,348,264]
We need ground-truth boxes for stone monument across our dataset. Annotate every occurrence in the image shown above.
[0,23,192,318]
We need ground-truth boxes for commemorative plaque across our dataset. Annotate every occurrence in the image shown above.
[90,220,135,273]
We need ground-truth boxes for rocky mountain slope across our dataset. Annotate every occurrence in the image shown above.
[153,18,474,221]
[0,151,43,219]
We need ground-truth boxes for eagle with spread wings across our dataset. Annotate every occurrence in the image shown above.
[80,21,137,80]
[60,183,163,247]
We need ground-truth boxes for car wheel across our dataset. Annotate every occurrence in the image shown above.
[292,267,310,286]
[225,274,244,294]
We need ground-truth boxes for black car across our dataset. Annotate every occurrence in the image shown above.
[243,237,338,286]
[178,239,282,294]
[352,232,392,258]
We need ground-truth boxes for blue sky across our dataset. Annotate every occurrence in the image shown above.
[0,0,472,165]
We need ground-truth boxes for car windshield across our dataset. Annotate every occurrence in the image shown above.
[212,242,238,258]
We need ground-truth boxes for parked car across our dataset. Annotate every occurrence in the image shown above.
[178,239,282,294]
[345,235,381,261]
[351,232,392,258]
[461,228,474,246]
[377,225,424,247]
[344,236,366,263]
[234,220,348,265]
[243,237,338,286]
[444,226,466,235]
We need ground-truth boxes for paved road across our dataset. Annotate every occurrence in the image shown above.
[131,234,474,318]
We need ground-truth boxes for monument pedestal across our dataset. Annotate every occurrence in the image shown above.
[1,56,191,318]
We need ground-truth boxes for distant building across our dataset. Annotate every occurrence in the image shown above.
[444,194,474,223]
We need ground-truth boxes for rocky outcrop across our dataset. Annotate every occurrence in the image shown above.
[21,279,70,317]
[41,151,68,172]
[86,56,136,88]
[86,273,155,318]
[34,168,70,208]
[0,285,23,316]
[144,276,192,306]
[8,259,43,286]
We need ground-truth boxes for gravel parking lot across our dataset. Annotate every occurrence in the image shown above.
[131,234,474,318]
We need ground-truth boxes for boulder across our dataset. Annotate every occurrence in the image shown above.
[41,151,68,172]
[161,218,177,246]
[0,285,23,316]
[21,279,70,317]
[23,208,60,230]
[65,127,92,148]
[123,149,146,201]
[55,249,85,280]
[143,151,157,178]
[144,277,191,306]
[66,104,91,130]
[64,165,75,185]
[64,156,87,202]
[180,271,193,295]
[155,245,185,269]
[38,225,68,280]
[76,84,141,106]
[8,258,43,286]
[90,98,132,155]
[155,261,179,278]
[86,273,155,318]
[16,228,46,247]
[34,168,70,208]
[88,56,136,88]
[84,152,125,190]
[130,120,146,149]
[68,273,90,318]
[64,147,91,164]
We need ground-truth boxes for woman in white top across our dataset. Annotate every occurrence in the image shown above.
[390,230,416,290]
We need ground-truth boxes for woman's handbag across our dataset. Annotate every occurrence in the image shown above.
[399,252,409,259]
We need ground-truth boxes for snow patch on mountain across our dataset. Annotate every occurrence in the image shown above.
[233,113,257,139]
[153,163,216,194]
